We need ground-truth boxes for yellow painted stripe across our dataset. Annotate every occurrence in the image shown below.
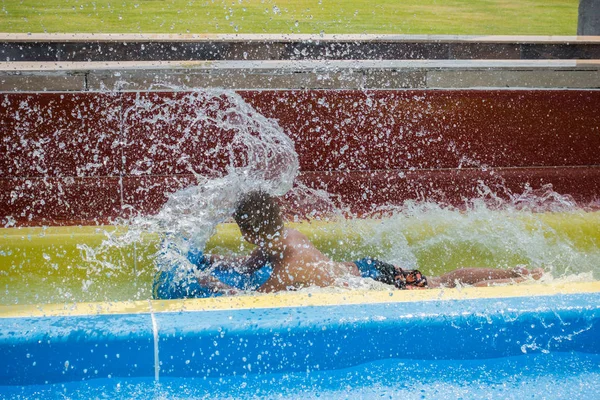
[0,300,153,319]
[1,281,598,319]
[139,281,600,313]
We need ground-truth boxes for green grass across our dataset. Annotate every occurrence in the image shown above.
[0,0,578,35]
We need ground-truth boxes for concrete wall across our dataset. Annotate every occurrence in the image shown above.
[1,89,599,226]
[579,0,600,35]
[2,60,600,92]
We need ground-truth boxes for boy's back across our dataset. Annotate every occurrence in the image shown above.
[257,228,359,292]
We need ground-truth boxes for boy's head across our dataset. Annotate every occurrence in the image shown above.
[233,191,284,246]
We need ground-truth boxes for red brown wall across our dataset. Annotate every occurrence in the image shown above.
[2,90,599,226]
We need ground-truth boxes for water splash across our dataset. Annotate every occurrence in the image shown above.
[345,183,599,280]
[82,89,298,276]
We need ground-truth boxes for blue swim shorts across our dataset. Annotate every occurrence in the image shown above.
[152,245,272,300]
[354,257,428,289]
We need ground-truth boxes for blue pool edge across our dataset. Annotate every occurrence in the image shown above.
[1,282,599,386]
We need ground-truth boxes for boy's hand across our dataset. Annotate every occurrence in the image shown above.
[197,273,239,295]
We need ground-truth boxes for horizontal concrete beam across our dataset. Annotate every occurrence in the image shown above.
[1,60,600,90]
[2,34,600,62]
[4,59,600,71]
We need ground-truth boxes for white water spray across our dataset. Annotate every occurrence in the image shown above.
[84,89,299,274]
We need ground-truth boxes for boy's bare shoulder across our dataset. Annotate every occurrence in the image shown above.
[283,228,311,243]
[284,227,304,236]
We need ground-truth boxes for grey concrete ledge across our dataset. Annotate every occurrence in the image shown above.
[2,34,600,62]
[1,60,599,91]
[2,59,599,71]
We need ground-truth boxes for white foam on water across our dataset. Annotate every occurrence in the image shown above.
[369,188,599,279]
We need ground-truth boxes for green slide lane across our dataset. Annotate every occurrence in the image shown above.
[1,211,599,305]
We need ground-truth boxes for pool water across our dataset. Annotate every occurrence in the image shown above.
[2,352,599,399]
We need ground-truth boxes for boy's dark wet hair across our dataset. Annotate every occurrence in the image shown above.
[233,191,284,239]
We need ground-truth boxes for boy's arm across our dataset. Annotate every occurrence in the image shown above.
[207,247,269,275]
[256,272,291,293]
[237,248,270,274]
[196,273,239,296]
[206,254,245,268]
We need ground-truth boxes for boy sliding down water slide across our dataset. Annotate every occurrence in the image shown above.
[153,191,543,299]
